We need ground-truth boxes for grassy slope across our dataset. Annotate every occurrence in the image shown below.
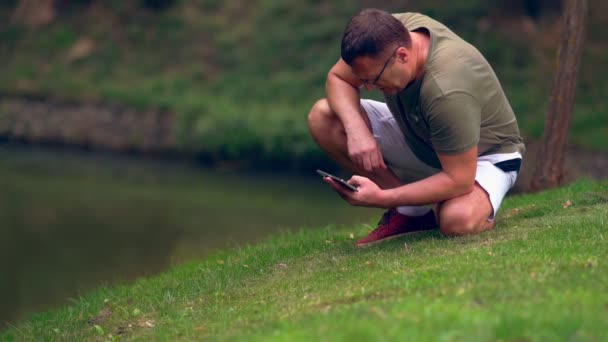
[3,179,607,341]
[1,1,607,164]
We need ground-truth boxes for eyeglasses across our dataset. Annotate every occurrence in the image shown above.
[360,46,401,86]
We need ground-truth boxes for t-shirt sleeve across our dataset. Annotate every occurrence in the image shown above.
[425,91,480,155]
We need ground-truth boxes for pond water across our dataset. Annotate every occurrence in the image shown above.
[0,144,377,326]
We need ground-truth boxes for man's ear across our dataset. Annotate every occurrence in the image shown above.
[397,47,408,64]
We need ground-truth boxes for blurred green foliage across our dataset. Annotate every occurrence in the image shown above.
[0,0,606,165]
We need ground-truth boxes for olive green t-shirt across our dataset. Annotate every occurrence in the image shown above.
[385,12,525,169]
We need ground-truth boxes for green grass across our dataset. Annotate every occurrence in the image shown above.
[3,179,607,341]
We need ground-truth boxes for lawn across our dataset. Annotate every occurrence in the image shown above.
[3,179,607,341]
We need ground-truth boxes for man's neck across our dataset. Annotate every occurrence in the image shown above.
[410,30,430,80]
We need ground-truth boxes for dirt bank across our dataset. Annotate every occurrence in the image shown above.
[0,96,175,154]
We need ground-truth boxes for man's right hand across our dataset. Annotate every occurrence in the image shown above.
[347,132,387,172]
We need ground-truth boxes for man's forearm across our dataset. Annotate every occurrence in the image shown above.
[325,73,369,135]
[379,171,475,207]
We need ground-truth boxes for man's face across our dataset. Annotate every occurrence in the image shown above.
[351,46,411,95]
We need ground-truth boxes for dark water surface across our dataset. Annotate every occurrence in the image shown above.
[0,144,376,326]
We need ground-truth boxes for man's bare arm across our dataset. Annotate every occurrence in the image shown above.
[332,146,478,208]
[325,59,386,171]
[325,59,365,132]
[378,147,478,207]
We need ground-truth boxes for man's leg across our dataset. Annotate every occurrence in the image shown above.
[308,98,439,247]
[436,183,495,236]
[437,159,519,236]
[307,98,402,189]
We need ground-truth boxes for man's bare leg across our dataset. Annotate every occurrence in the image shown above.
[436,183,496,236]
[307,98,402,190]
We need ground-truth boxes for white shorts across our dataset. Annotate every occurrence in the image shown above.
[361,99,520,220]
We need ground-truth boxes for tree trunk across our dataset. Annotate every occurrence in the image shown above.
[11,0,56,28]
[529,0,587,191]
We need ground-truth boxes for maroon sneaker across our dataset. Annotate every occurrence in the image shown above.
[356,209,438,247]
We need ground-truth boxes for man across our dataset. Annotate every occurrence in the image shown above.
[308,9,525,247]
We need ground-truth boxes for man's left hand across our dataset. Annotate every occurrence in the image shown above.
[324,175,387,208]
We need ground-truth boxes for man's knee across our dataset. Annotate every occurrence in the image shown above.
[308,98,332,132]
[438,202,487,236]
[308,98,344,144]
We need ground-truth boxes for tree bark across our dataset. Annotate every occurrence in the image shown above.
[529,0,587,191]
[11,0,56,28]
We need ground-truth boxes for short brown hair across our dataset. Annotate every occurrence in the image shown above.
[341,9,411,65]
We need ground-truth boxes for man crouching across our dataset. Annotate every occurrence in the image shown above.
[308,9,525,247]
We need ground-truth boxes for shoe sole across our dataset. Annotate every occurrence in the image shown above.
[355,229,435,248]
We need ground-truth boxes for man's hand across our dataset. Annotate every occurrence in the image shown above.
[346,133,387,172]
[324,175,387,208]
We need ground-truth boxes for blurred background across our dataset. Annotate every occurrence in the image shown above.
[0,0,606,326]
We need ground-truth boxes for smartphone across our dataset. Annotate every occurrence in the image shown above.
[316,169,358,192]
